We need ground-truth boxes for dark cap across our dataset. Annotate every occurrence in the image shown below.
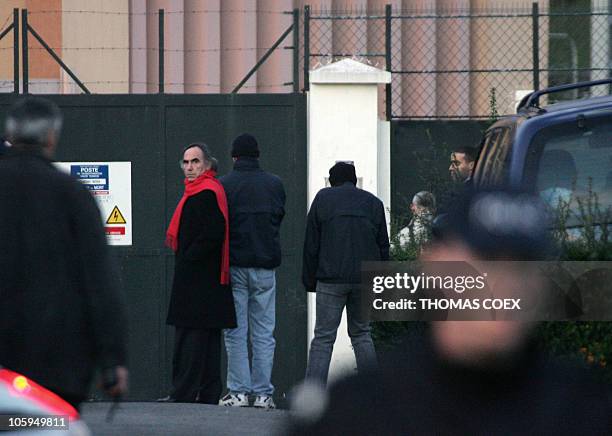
[433,188,553,260]
[231,133,260,158]
[329,162,357,187]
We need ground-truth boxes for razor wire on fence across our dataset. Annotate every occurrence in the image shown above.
[306,3,612,119]
[0,8,298,95]
[1,4,611,113]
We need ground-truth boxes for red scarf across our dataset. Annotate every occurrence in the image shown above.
[165,170,230,285]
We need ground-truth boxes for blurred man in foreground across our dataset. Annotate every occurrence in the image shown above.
[290,188,611,435]
[0,98,128,410]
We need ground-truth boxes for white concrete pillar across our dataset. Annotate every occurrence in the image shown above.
[130,0,148,93]
[401,0,436,117]
[221,0,257,93]
[436,0,470,117]
[308,59,391,383]
[184,0,221,93]
[147,0,185,94]
[257,0,293,93]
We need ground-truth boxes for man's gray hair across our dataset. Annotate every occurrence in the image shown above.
[4,97,63,146]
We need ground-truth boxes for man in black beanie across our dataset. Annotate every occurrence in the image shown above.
[302,162,390,384]
[328,162,357,187]
[219,133,286,409]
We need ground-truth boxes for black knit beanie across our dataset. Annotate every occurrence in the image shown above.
[231,133,260,158]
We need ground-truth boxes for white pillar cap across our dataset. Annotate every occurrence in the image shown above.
[310,58,391,84]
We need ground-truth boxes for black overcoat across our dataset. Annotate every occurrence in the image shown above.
[166,189,236,329]
[0,148,127,398]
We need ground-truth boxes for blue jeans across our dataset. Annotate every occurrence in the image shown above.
[306,282,377,384]
[223,266,276,396]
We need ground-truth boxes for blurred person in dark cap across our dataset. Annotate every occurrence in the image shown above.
[302,162,390,385]
[219,133,285,409]
[0,97,128,410]
[289,188,611,435]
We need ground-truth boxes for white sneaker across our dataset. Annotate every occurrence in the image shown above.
[253,395,276,409]
[218,392,249,407]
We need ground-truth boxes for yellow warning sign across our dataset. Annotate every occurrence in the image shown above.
[106,206,127,224]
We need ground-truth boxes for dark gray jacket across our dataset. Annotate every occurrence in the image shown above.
[220,158,286,269]
[0,147,127,398]
[302,182,390,291]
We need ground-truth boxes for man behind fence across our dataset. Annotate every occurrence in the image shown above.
[302,162,390,385]
[0,97,128,410]
[219,133,286,409]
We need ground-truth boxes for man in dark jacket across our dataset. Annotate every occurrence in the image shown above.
[0,97,128,410]
[164,143,236,404]
[219,134,285,409]
[302,162,390,384]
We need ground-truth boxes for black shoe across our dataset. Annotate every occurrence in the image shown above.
[156,395,176,402]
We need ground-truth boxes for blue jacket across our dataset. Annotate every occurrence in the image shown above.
[220,158,286,269]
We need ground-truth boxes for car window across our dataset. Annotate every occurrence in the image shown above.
[473,127,512,187]
[524,113,612,223]
[473,130,499,185]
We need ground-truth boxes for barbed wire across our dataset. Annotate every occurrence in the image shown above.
[0,46,291,52]
[310,10,611,19]
[0,80,291,88]
[27,9,292,16]
[0,12,12,31]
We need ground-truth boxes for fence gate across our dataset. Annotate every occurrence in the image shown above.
[0,93,308,406]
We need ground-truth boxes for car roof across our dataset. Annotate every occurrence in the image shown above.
[541,94,612,114]
[487,93,612,133]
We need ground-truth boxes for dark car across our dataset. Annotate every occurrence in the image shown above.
[472,79,612,229]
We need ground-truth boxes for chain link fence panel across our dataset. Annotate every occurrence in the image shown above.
[306,2,612,119]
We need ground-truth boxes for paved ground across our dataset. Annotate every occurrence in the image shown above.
[80,402,291,436]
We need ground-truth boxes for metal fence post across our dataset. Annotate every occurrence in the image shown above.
[304,5,310,92]
[21,9,28,94]
[159,9,164,94]
[13,8,19,94]
[532,2,540,91]
[293,8,300,93]
[385,4,392,120]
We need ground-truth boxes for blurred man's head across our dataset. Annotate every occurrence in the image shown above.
[4,97,63,158]
[329,162,357,187]
[423,188,551,366]
[449,146,477,182]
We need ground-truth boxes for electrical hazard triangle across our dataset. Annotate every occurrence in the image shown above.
[106,206,127,224]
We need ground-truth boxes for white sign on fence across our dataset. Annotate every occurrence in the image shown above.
[55,161,132,246]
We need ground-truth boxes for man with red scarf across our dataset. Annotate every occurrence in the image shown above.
[162,143,236,404]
